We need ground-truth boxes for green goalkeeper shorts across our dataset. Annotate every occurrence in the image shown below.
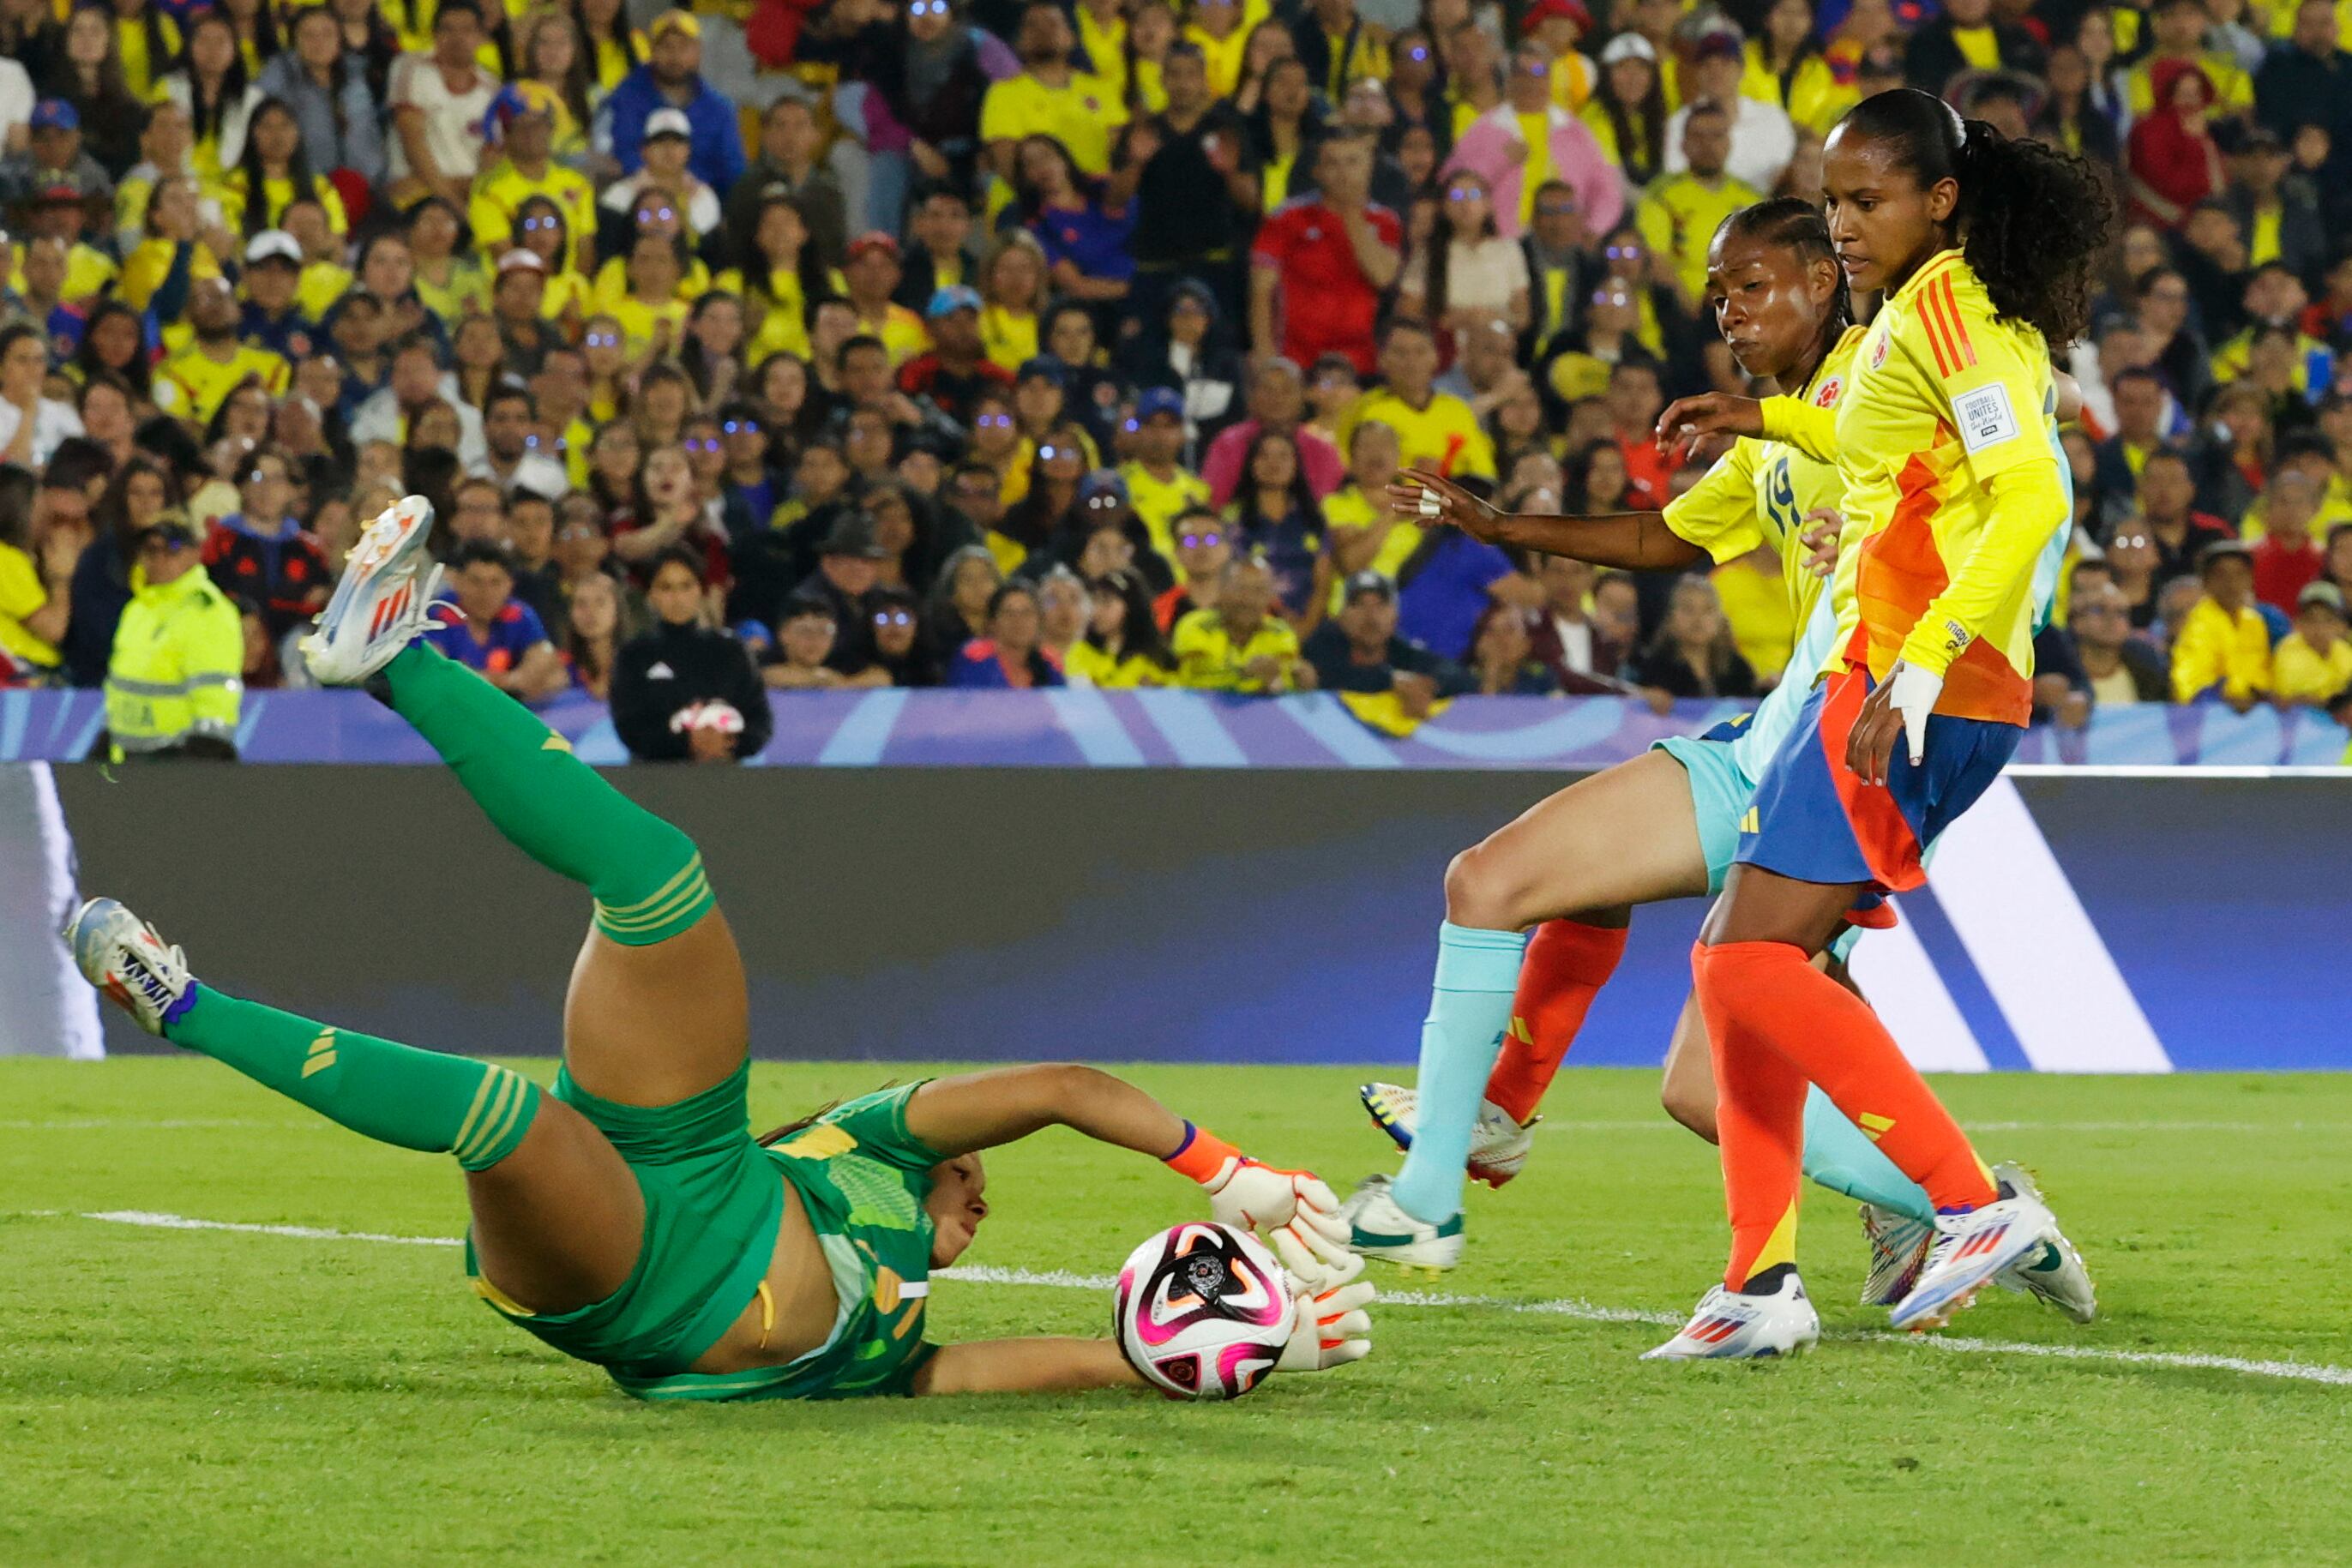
[463,1060,784,1383]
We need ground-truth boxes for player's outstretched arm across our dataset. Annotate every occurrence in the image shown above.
[911,1337,1148,1397]
[1386,468,1705,570]
[907,1064,1188,1159]
[905,1066,1352,1274]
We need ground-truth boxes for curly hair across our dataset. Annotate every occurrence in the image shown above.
[1836,88,2114,346]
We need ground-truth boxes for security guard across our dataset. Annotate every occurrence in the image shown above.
[101,509,244,760]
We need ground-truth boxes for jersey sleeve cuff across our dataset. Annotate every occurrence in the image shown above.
[1896,620,1969,675]
[1755,396,1837,461]
[1659,500,1751,566]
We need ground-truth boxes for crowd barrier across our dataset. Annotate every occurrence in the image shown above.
[9,757,2345,1069]
[3,688,2347,767]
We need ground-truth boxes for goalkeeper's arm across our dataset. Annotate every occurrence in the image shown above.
[902,1066,1353,1273]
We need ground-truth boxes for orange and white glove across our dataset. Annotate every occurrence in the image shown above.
[1164,1122,1354,1277]
[1277,1250,1375,1373]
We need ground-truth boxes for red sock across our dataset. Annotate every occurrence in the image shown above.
[1483,919,1628,1125]
[1699,940,1996,1217]
[1692,940,1811,1289]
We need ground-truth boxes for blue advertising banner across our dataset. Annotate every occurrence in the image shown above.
[31,765,2351,1071]
[4,688,2348,768]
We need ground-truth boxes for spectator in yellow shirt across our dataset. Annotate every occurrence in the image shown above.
[1294,0,1393,101]
[720,192,830,363]
[1634,103,1763,305]
[1581,33,1671,188]
[217,99,351,241]
[1746,0,1852,134]
[2125,0,2253,116]
[1321,418,1421,613]
[117,177,222,323]
[153,276,291,426]
[469,82,596,264]
[1338,321,1497,482]
[1074,568,1176,686]
[1117,387,1212,557]
[0,466,74,682]
[2170,541,2274,708]
[608,232,694,357]
[407,196,491,326]
[978,232,1050,374]
[980,3,1129,178]
[842,232,931,368]
[1171,556,1316,691]
[284,198,357,322]
[2273,581,2352,705]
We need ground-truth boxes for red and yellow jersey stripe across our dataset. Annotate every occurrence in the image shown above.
[1821,250,2060,725]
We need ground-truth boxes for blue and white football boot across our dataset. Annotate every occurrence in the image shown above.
[64,898,197,1037]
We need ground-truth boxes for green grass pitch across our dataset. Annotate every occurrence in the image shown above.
[4,1058,2350,1565]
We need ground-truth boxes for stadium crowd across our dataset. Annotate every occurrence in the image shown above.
[0,0,2349,758]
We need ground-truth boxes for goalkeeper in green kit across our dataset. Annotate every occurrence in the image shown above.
[69,497,1374,1402]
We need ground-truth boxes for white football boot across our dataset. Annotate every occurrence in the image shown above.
[64,898,197,1037]
[299,494,442,686]
[1338,1173,1465,1271]
[1643,1272,1820,1361]
[1889,1183,2061,1331]
[1358,1081,1537,1188]
[1858,1203,1937,1307]
[1988,1162,2097,1324]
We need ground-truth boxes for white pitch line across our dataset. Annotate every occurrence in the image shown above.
[47,1210,2352,1388]
[81,1209,461,1248]
[1859,1331,2352,1386]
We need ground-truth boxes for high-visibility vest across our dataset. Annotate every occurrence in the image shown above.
[105,563,244,756]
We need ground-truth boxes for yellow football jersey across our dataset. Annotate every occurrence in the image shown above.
[977,70,1129,175]
[153,343,291,424]
[1811,250,2060,725]
[1337,388,1497,482]
[1663,325,1862,633]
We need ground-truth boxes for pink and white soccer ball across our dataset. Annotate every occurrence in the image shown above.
[1113,1222,1296,1400]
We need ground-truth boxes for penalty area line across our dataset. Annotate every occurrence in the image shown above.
[46,1211,2352,1388]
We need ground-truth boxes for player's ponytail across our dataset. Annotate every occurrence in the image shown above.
[1837,88,2114,347]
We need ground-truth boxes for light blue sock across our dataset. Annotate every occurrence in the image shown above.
[1391,922,1530,1225]
[1800,1086,1935,1223]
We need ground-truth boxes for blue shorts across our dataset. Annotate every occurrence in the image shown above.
[1737,665,2019,894]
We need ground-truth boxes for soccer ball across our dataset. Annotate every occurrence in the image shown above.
[1112,1222,1296,1401]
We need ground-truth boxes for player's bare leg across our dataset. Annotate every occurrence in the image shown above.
[1349,753,1711,1268]
[1444,750,1714,929]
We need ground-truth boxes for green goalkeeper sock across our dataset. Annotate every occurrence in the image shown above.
[380,644,713,946]
[165,987,539,1172]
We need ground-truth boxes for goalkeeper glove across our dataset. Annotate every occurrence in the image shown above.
[1277,1252,1375,1374]
[1164,1122,1355,1277]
